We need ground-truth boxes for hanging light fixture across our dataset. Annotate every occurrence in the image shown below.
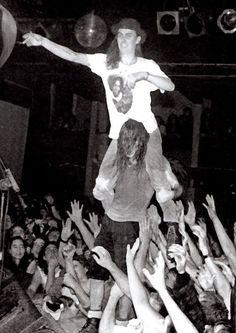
[74,11,107,48]
[217,9,236,34]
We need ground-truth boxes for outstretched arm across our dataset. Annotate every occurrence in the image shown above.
[23,32,90,66]
[203,194,236,275]
[99,283,123,333]
[143,252,199,333]
[126,240,165,329]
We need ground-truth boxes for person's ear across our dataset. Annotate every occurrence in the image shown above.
[136,36,141,44]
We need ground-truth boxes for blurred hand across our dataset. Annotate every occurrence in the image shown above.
[62,242,76,259]
[61,218,74,242]
[143,251,166,292]
[67,200,84,227]
[22,32,44,46]
[202,194,217,221]
[168,244,186,274]
[83,212,101,238]
[92,246,114,270]
[126,238,140,266]
[139,215,152,245]
[184,201,196,228]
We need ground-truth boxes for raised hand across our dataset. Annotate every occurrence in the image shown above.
[191,222,209,256]
[126,238,140,266]
[139,215,152,245]
[61,218,74,242]
[202,194,217,221]
[168,244,186,274]
[62,242,76,259]
[143,251,166,292]
[184,201,196,228]
[22,32,44,47]
[92,246,114,270]
[67,200,84,226]
[83,212,101,238]
[197,266,215,291]
[63,272,77,290]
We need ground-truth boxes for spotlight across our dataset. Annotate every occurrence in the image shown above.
[156,11,179,35]
[217,9,236,34]
[185,12,206,37]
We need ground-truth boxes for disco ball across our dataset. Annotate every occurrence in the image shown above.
[74,13,107,48]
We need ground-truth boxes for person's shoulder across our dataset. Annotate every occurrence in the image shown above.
[137,57,160,68]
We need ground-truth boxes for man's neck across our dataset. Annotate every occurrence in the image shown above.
[120,54,137,65]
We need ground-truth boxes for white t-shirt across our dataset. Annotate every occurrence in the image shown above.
[87,54,168,139]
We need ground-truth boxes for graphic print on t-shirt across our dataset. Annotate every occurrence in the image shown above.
[107,74,133,114]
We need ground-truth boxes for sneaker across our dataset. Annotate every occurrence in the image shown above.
[79,318,100,333]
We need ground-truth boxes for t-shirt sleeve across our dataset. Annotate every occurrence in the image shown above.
[146,59,170,93]
[87,53,107,76]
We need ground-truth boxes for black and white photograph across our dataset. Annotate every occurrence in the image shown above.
[0,1,236,332]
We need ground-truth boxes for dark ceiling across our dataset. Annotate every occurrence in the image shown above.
[1,0,236,105]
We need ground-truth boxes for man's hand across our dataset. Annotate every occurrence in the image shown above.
[22,32,44,46]
[203,194,217,221]
[184,201,196,228]
[83,212,101,238]
[139,215,152,245]
[61,218,74,242]
[167,244,186,274]
[126,238,140,266]
[92,246,114,270]
[67,200,84,226]
[62,242,76,259]
[143,251,166,292]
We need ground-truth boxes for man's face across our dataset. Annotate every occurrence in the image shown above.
[117,28,140,54]
[112,79,122,97]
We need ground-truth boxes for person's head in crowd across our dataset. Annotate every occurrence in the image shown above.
[46,227,60,244]
[10,224,25,239]
[5,214,14,230]
[47,217,60,229]
[31,237,45,259]
[8,236,26,266]
[116,119,149,172]
[38,241,59,274]
[39,204,50,220]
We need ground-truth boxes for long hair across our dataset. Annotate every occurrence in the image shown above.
[116,119,149,175]
[106,37,143,70]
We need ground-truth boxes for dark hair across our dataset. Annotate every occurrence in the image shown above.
[106,36,142,70]
[116,119,149,175]
[37,241,58,274]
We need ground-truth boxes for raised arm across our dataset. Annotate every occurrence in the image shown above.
[143,252,199,333]
[23,32,90,66]
[67,200,95,250]
[126,240,165,331]
[203,194,236,275]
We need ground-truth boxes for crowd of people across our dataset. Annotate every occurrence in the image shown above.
[0,12,235,333]
[1,190,235,333]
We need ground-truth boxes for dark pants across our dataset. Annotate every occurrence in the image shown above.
[87,215,139,281]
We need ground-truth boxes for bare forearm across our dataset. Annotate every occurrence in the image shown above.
[75,220,95,250]
[108,262,131,297]
[41,37,89,65]
[158,288,198,333]
[211,215,236,274]
[99,295,117,333]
